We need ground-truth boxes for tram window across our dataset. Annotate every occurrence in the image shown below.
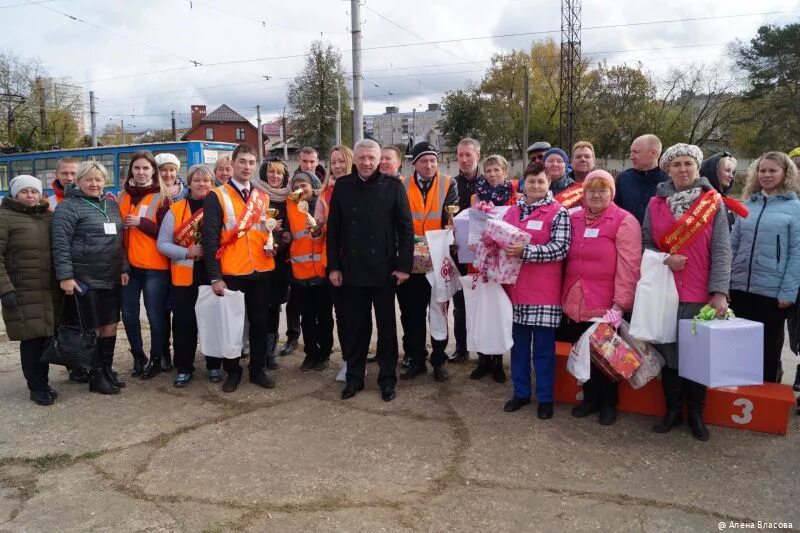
[10,159,33,179]
[0,162,8,191]
[88,153,115,186]
[35,158,58,189]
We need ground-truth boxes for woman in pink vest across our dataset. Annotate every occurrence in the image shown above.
[502,163,571,420]
[561,170,642,425]
[642,143,731,441]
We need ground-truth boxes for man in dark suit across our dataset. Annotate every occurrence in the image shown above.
[327,139,414,402]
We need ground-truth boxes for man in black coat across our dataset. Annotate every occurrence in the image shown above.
[327,138,414,402]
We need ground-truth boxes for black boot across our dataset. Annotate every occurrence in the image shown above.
[140,351,162,380]
[266,333,279,370]
[100,336,125,389]
[280,337,298,357]
[131,349,148,377]
[491,355,507,384]
[793,364,800,392]
[161,352,174,372]
[469,354,491,380]
[68,367,89,383]
[686,380,710,441]
[89,343,120,395]
[653,367,683,433]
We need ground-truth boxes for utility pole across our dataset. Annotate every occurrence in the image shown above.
[171,111,177,141]
[335,90,342,147]
[89,91,97,147]
[36,77,46,144]
[559,0,582,150]
[523,67,530,157]
[256,105,263,165]
[121,119,125,145]
[281,108,288,162]
[350,0,363,142]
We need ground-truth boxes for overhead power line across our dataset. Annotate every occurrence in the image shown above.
[69,8,796,86]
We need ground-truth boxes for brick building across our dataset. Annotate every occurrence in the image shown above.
[181,104,265,149]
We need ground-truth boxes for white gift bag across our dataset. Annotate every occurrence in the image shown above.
[567,319,603,384]
[459,275,513,354]
[629,250,679,343]
[195,286,246,359]
[426,229,462,301]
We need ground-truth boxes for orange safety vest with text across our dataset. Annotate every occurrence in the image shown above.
[117,190,169,270]
[211,183,275,276]
[169,199,198,286]
[403,172,451,237]
[287,200,326,280]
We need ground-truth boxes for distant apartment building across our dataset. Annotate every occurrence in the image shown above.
[363,103,447,152]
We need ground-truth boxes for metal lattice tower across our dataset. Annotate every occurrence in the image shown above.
[559,0,581,150]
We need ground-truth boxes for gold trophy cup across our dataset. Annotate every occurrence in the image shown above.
[445,205,459,227]
[287,188,304,202]
[297,200,318,231]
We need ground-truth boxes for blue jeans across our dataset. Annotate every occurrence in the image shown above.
[121,267,169,358]
[511,323,556,402]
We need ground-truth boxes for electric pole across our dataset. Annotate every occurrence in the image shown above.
[335,90,342,147]
[171,110,177,141]
[281,108,288,162]
[256,105,263,165]
[121,119,125,145]
[36,77,46,145]
[89,91,97,147]
[559,0,582,150]
[523,67,530,157]
[350,0,363,142]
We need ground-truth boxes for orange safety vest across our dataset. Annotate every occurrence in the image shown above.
[47,194,60,212]
[404,172,452,237]
[287,200,326,280]
[117,190,169,270]
[169,199,198,286]
[211,183,275,276]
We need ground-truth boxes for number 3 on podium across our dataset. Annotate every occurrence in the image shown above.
[731,398,754,425]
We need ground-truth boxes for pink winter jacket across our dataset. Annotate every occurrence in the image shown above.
[561,204,642,322]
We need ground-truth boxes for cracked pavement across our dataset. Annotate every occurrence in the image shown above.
[1,316,799,532]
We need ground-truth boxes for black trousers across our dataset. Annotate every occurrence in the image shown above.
[451,262,468,355]
[730,290,788,383]
[267,261,291,334]
[284,286,301,340]
[293,283,334,362]
[560,318,618,407]
[20,337,50,392]
[396,273,448,366]
[224,275,271,375]
[340,284,398,389]
[330,285,348,353]
[172,284,218,373]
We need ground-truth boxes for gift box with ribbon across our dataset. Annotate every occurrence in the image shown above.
[474,218,530,284]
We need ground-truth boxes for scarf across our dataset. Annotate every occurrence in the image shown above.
[667,187,702,219]
[255,180,291,203]
[517,191,554,220]
[476,178,513,206]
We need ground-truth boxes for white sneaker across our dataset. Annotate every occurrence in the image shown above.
[336,362,347,382]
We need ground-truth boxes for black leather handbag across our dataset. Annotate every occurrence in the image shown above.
[41,296,96,372]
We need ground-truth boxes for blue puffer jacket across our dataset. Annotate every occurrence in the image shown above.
[730,190,800,302]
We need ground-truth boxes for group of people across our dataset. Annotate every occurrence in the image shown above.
[2,133,799,443]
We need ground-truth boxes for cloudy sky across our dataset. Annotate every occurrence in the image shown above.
[2,0,798,132]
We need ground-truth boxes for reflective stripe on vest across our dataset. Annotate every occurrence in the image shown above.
[169,200,195,286]
[117,190,169,270]
[211,183,274,276]
[404,173,450,236]
[286,200,326,280]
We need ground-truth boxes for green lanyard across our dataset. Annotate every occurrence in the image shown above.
[80,197,110,222]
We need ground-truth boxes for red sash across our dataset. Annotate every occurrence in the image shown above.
[659,189,720,255]
[722,196,749,218]
[215,189,266,260]
[174,208,204,248]
[555,184,583,208]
